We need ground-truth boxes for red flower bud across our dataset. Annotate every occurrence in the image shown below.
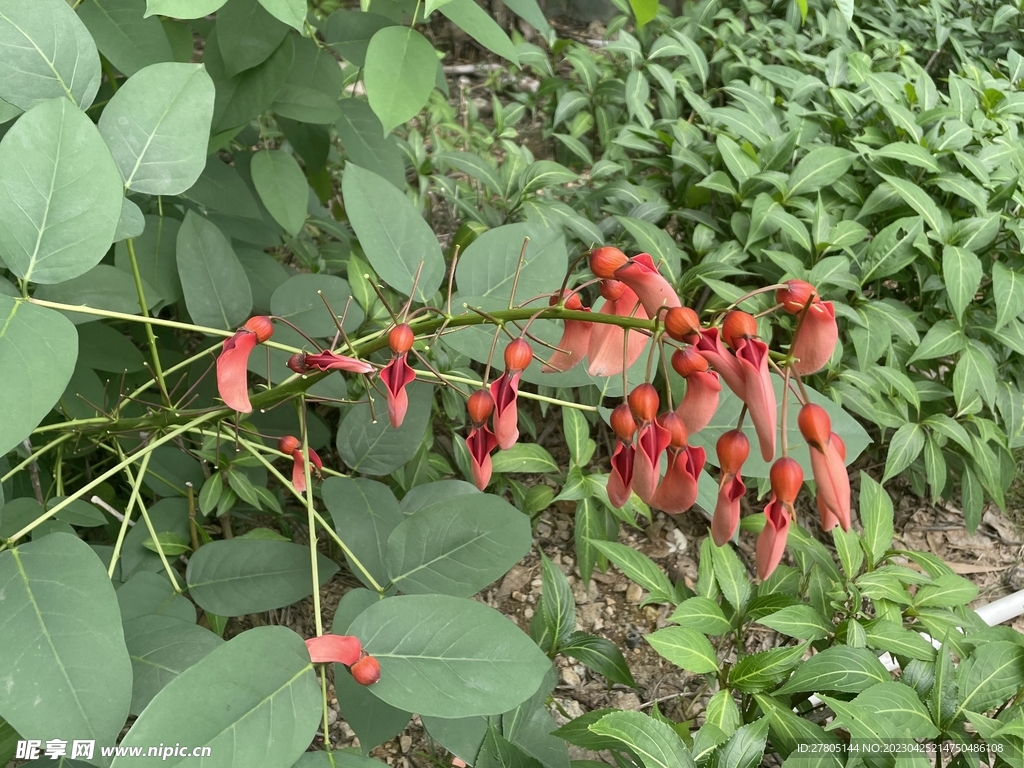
[832,433,847,461]
[351,655,380,686]
[389,323,414,354]
[551,290,585,310]
[716,429,749,475]
[770,457,804,505]
[287,353,310,374]
[467,390,494,424]
[599,279,626,301]
[797,403,832,451]
[278,435,300,455]
[664,307,700,342]
[610,403,637,442]
[628,383,659,423]
[671,346,709,378]
[776,280,819,314]
[242,315,274,343]
[590,246,629,280]
[658,412,688,449]
[504,338,533,371]
[722,311,757,349]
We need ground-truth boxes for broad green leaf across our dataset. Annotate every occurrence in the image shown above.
[646,626,719,673]
[668,597,732,635]
[715,718,769,768]
[114,198,146,243]
[0,98,123,284]
[993,261,1024,331]
[562,408,589,465]
[757,605,831,640]
[710,541,750,611]
[858,473,893,566]
[256,0,304,29]
[0,297,78,455]
[589,710,696,768]
[185,539,339,615]
[115,215,183,304]
[941,245,982,323]
[955,642,1024,718]
[560,631,636,687]
[184,156,262,218]
[588,539,675,603]
[501,0,552,36]
[251,149,308,235]
[628,0,659,28]
[491,444,559,474]
[144,0,228,18]
[705,690,741,736]
[953,341,997,409]
[455,223,568,308]
[364,26,436,134]
[35,264,157,325]
[78,0,174,77]
[123,615,223,715]
[836,0,854,22]
[337,381,433,475]
[342,163,444,301]
[386,494,532,597]
[270,273,362,338]
[869,142,940,173]
[0,534,132,747]
[881,423,925,482]
[323,10,397,68]
[786,148,855,199]
[776,646,890,695]
[728,644,808,693]
[827,682,938,742]
[913,573,978,608]
[175,211,253,330]
[216,0,288,76]
[112,626,320,767]
[862,621,937,662]
[439,0,519,64]
[880,174,946,234]
[349,594,551,718]
[207,29,292,133]
[0,0,101,109]
[908,320,964,362]
[755,693,842,759]
[335,98,406,189]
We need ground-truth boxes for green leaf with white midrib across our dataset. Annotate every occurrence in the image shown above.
[646,626,719,673]
[589,710,696,768]
[587,539,675,602]
[757,605,831,640]
[776,646,890,695]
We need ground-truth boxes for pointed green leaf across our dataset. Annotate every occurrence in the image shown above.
[175,211,253,329]
[646,626,719,673]
[786,148,855,199]
[256,0,305,30]
[78,0,175,77]
[251,149,308,235]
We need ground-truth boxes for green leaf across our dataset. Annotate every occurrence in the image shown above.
[715,718,769,768]
[858,474,893,566]
[455,222,568,307]
[880,174,947,234]
[589,710,696,768]
[776,646,890,695]
[338,381,432,474]
[539,552,575,648]
[78,0,175,77]
[757,605,831,640]
[439,0,519,64]
[728,644,808,693]
[705,690,741,736]
[98,62,214,195]
[908,320,964,363]
[0,297,78,456]
[0,534,132,746]
[0,0,101,109]
[993,261,1024,332]
[862,621,937,662]
[561,631,636,688]
[955,641,1024,718]
[350,594,551,718]
[913,573,978,608]
[491,444,559,474]
[175,211,253,329]
[142,531,191,556]
[628,0,659,28]
[215,0,288,76]
[256,0,305,30]
[953,341,997,409]
[342,163,444,301]
[364,26,436,134]
[185,539,339,615]
[710,541,751,611]
[827,681,939,740]
[270,273,362,338]
[941,245,982,323]
[386,493,532,597]
[668,597,732,635]
[562,408,589,465]
[869,142,940,173]
[755,693,842,760]
[0,98,123,284]
[251,149,308,235]
[323,478,403,589]
[881,423,925,483]
[144,0,229,19]
[587,539,675,603]
[35,264,157,325]
[335,98,406,189]
[112,626,320,767]
[786,148,856,199]
[575,497,611,585]
[646,626,719,673]
[835,0,854,22]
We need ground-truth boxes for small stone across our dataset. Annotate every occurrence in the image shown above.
[512,591,527,603]
[626,583,644,604]
[578,603,603,627]
[497,565,532,599]
[592,617,604,631]
[338,722,355,741]
[524,607,534,619]
[561,667,581,686]
[610,692,642,711]
[400,735,412,753]
[530,578,543,588]
[666,527,688,554]
[536,522,553,537]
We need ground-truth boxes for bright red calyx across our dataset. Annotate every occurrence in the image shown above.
[770,457,804,504]
[389,324,414,354]
[722,311,757,349]
[671,346,709,378]
[590,246,629,279]
[664,307,700,342]
[599,279,626,301]
[776,280,819,314]
[717,429,750,475]
[278,435,300,454]
[351,655,381,685]
[658,412,687,449]
[628,383,660,423]
[467,390,495,424]
[798,403,832,450]
[243,316,274,343]
[504,338,533,371]
[610,403,637,442]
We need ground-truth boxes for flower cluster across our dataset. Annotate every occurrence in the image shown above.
[304,634,380,685]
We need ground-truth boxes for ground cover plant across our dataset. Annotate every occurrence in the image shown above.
[0,0,1022,766]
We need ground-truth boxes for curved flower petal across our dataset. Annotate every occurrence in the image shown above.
[809,433,851,531]
[676,370,721,436]
[489,371,521,450]
[380,353,417,428]
[735,338,777,462]
[290,447,322,493]
[306,634,362,665]
[651,445,705,514]
[304,350,374,374]
[216,330,258,413]
[614,253,681,318]
[632,421,671,503]
[466,425,498,490]
[756,496,791,579]
[695,328,746,399]
[607,441,635,509]
[791,301,838,375]
[711,473,745,546]
[543,316,593,373]
[587,288,648,377]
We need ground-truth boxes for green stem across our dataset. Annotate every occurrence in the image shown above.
[1,433,74,483]
[300,398,323,637]
[106,450,153,580]
[121,454,182,591]
[125,237,171,407]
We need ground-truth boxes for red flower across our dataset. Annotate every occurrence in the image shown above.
[466,424,498,490]
[613,253,681,318]
[632,420,671,503]
[798,404,851,531]
[790,301,838,375]
[380,353,416,428]
[299,350,374,374]
[607,440,635,508]
[216,316,274,413]
[695,327,746,399]
[652,445,705,514]
[489,339,532,450]
[278,435,323,493]
[587,280,649,377]
[305,634,361,665]
[734,338,777,462]
[543,292,592,373]
[756,496,791,579]
[675,370,721,436]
